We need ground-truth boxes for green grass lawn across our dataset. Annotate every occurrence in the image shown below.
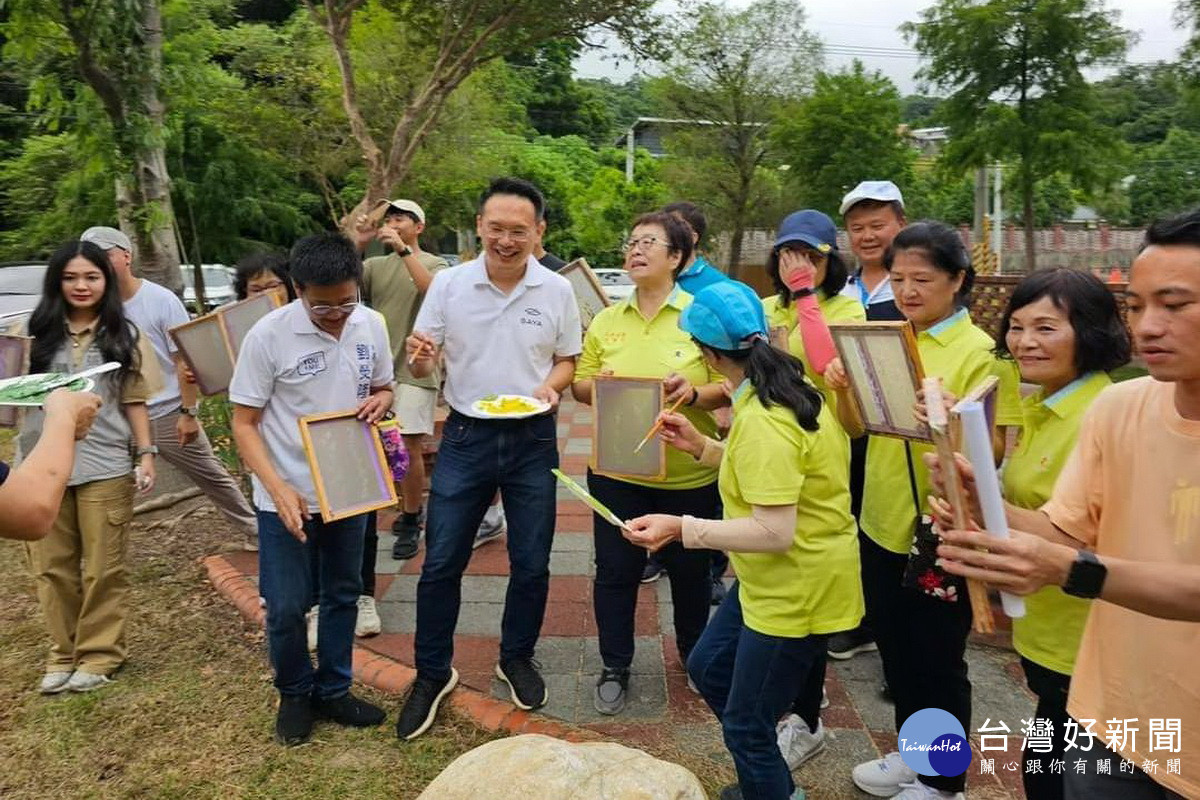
[0,503,500,799]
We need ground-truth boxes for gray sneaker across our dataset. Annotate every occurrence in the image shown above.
[474,507,506,549]
[66,671,112,692]
[39,671,73,694]
[593,668,629,715]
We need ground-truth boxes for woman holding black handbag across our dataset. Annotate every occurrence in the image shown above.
[834,221,1022,800]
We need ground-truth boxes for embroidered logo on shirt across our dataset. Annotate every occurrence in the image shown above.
[524,307,542,316]
[297,351,327,376]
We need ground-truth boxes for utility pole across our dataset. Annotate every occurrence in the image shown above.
[625,123,636,183]
[973,166,988,244]
[992,162,1003,274]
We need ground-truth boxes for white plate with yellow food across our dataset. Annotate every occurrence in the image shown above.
[471,394,550,419]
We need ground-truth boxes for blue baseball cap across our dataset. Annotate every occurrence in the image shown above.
[774,210,838,254]
[679,280,768,351]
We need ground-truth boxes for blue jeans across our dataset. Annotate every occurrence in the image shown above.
[415,411,558,681]
[687,582,827,800]
[258,510,366,698]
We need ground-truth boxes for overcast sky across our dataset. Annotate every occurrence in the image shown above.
[575,0,1191,94]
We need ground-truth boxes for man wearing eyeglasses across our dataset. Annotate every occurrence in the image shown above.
[231,232,395,746]
[396,177,582,740]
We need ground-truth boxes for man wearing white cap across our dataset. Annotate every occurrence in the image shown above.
[838,180,907,323]
[79,226,257,547]
[354,201,449,562]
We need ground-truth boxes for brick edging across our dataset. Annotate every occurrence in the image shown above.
[201,554,600,743]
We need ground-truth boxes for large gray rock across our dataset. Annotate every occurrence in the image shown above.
[417,734,707,800]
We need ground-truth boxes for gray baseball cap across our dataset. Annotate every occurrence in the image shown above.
[81,226,133,252]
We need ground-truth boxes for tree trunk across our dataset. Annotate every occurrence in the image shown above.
[727,220,745,282]
[115,147,183,292]
[1022,161,1037,272]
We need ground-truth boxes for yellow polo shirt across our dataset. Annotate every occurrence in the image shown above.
[860,310,1023,554]
[1003,371,1111,675]
[722,382,864,637]
[763,291,865,411]
[577,287,720,489]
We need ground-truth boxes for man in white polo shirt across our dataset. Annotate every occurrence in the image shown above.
[80,226,257,549]
[230,232,394,746]
[396,177,582,740]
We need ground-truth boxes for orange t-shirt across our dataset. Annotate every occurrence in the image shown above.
[1042,377,1200,798]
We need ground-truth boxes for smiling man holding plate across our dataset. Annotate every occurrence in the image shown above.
[400,177,582,739]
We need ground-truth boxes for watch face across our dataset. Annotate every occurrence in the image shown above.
[1066,553,1107,598]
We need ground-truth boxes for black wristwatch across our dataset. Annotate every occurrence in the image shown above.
[1063,550,1107,598]
[791,287,815,299]
[398,245,413,257]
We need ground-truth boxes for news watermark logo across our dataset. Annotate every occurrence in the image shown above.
[898,708,973,778]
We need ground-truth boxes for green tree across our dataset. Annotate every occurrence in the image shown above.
[774,61,915,218]
[1128,127,1200,223]
[901,94,944,126]
[652,0,820,278]
[903,0,1131,269]
[506,39,612,143]
[4,0,186,288]
[300,0,658,227]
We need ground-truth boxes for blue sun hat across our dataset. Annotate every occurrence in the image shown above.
[774,210,838,254]
[679,280,769,351]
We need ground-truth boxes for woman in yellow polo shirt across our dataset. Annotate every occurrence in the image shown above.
[572,211,727,716]
[993,268,1130,800]
[842,221,1023,800]
[760,209,865,768]
[625,279,861,800]
[762,209,866,408]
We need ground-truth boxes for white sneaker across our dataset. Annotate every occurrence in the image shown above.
[776,714,826,769]
[892,782,964,800]
[306,605,319,652]
[355,595,382,637]
[852,752,919,797]
[39,671,73,694]
[66,671,112,692]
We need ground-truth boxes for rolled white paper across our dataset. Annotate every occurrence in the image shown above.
[958,400,1026,619]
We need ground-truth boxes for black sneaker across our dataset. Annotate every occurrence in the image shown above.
[392,515,421,560]
[312,691,386,727]
[592,667,629,715]
[640,560,666,584]
[495,657,547,710]
[827,627,877,660]
[710,576,728,606]
[395,669,458,741]
[275,693,314,746]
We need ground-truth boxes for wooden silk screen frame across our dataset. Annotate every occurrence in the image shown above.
[298,410,398,522]
[591,375,667,481]
[0,334,31,427]
[559,258,610,329]
[169,292,282,396]
[829,321,931,442]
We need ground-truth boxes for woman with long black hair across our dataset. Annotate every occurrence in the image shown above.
[625,280,862,800]
[19,240,160,694]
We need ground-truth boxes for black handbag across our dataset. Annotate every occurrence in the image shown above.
[900,442,966,603]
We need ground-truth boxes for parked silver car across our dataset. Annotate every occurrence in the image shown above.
[0,263,47,333]
[181,264,236,312]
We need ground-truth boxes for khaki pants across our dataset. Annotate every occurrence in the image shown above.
[152,411,256,535]
[27,475,134,675]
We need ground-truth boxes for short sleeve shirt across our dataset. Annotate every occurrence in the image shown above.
[363,251,448,389]
[721,384,864,638]
[676,255,730,296]
[1003,371,1110,675]
[577,287,720,490]
[1040,378,1200,799]
[860,310,1023,554]
[413,255,582,417]
[122,278,191,419]
[229,302,394,513]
